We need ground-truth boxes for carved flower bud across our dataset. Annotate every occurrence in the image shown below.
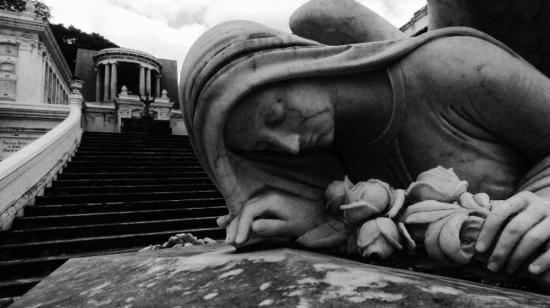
[325,176,353,214]
[406,166,468,203]
[357,217,402,260]
[341,180,391,224]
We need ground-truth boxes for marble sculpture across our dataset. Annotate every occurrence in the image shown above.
[180,0,550,289]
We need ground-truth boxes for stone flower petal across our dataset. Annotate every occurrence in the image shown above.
[341,179,391,223]
[459,192,490,218]
[341,201,382,224]
[398,222,416,251]
[326,195,346,215]
[296,219,351,249]
[386,189,406,219]
[439,213,475,265]
[356,219,380,248]
[376,217,402,250]
[407,166,468,203]
[459,192,483,211]
[424,213,457,266]
[460,215,485,245]
[361,237,395,260]
[401,200,464,224]
[325,176,353,214]
[357,218,401,260]
[345,179,391,207]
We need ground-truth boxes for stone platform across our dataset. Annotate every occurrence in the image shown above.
[12,243,550,307]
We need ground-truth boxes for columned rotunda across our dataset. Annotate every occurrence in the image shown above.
[75,46,181,133]
[93,48,163,101]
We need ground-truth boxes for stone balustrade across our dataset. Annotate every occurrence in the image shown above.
[0,79,84,230]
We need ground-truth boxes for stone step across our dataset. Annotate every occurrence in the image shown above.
[65,160,202,168]
[13,206,228,228]
[56,171,208,180]
[84,131,181,138]
[62,165,204,174]
[69,156,199,163]
[0,228,224,261]
[24,198,226,216]
[69,156,198,162]
[0,217,220,244]
[80,137,190,143]
[0,297,14,308]
[77,145,190,151]
[35,190,222,205]
[51,177,212,187]
[74,151,197,157]
[80,138,185,144]
[45,183,217,195]
[77,145,190,152]
[75,149,196,155]
[0,278,41,299]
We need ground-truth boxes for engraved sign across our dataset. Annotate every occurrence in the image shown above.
[0,139,29,160]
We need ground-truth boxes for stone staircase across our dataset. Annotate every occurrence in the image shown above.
[0,128,226,305]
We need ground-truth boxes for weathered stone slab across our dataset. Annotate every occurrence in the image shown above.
[12,244,550,307]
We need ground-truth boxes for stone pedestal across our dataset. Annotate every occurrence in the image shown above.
[11,244,550,307]
[83,101,117,133]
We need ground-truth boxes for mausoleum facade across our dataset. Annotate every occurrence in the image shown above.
[75,46,182,133]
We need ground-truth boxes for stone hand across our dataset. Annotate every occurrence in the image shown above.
[224,191,325,246]
[475,191,550,275]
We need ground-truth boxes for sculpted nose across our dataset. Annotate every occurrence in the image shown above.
[267,132,300,154]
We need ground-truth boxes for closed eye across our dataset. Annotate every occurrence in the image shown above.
[264,102,285,127]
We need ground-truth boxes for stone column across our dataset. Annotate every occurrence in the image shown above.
[155,74,161,97]
[103,64,110,102]
[95,68,101,102]
[146,68,152,96]
[139,66,145,96]
[110,62,117,100]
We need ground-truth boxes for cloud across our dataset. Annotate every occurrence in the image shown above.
[42,0,427,78]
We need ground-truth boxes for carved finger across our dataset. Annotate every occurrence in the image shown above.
[235,201,271,244]
[476,194,528,253]
[252,219,294,237]
[225,216,240,244]
[486,210,542,272]
[507,218,550,274]
[529,245,550,275]
[217,214,232,228]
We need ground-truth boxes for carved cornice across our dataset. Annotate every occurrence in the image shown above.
[93,48,162,72]
[0,103,69,120]
[0,14,72,84]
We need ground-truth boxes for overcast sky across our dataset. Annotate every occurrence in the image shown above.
[42,0,426,69]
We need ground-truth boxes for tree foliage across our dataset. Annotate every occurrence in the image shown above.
[0,0,119,73]
[50,23,119,73]
[0,0,50,20]
[0,0,26,12]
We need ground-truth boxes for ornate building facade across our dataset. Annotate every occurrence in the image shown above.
[0,1,72,161]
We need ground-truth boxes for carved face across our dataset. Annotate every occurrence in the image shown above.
[225,79,335,154]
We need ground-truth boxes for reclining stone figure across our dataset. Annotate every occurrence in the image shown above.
[180,0,550,289]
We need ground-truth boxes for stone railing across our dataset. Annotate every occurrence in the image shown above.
[0,79,84,230]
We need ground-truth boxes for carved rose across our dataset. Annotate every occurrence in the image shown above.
[341,179,392,224]
[401,198,488,265]
[406,166,468,203]
[325,177,353,214]
[357,217,402,260]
